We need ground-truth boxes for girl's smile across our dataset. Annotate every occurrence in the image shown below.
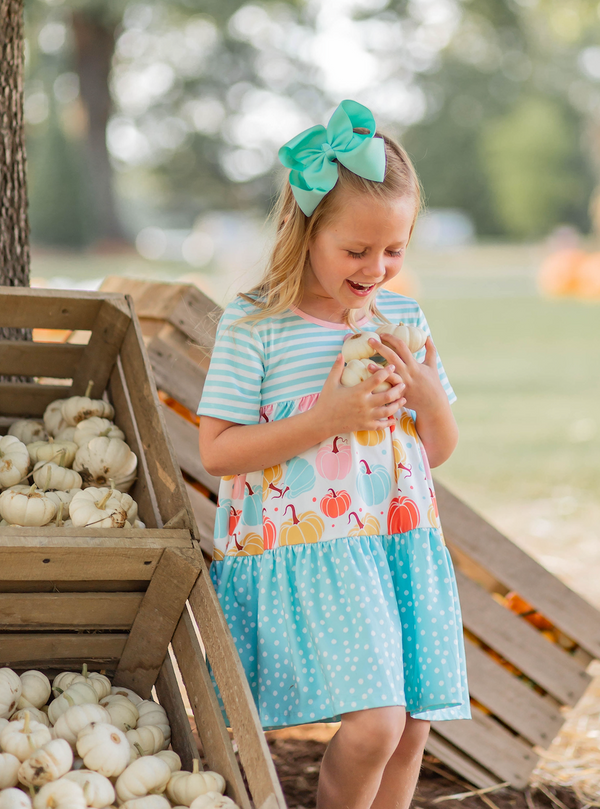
[301,192,417,323]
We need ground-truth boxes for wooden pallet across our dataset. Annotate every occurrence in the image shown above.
[0,287,286,809]
[100,277,600,791]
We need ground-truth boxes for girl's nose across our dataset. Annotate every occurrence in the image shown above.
[364,254,386,280]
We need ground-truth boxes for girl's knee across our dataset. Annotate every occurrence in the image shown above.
[341,706,405,761]
[400,716,430,753]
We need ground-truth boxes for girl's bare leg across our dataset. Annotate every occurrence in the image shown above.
[316,706,406,809]
[370,715,430,809]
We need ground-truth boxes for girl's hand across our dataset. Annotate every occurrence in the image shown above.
[371,336,447,416]
[313,354,406,436]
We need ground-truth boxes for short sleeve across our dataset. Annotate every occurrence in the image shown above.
[197,301,265,425]
[414,306,457,405]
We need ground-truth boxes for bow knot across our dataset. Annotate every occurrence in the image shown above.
[278,99,386,216]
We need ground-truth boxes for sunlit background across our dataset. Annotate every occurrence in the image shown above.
[23,0,600,605]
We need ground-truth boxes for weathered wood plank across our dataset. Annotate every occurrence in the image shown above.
[0,634,127,666]
[148,329,207,413]
[0,341,84,378]
[0,592,143,629]
[161,405,219,495]
[433,708,538,788]
[184,483,216,557]
[456,569,590,706]
[188,569,287,809]
[0,527,191,546]
[114,548,202,697]
[0,288,109,330]
[425,732,501,790]
[0,581,147,593]
[0,547,163,580]
[437,481,600,659]
[155,652,199,772]
[0,383,73,416]
[71,299,131,398]
[464,639,564,748]
[172,610,251,809]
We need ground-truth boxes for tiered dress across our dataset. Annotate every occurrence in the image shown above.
[197,289,470,730]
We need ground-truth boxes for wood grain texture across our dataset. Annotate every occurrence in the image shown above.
[148,330,207,413]
[71,298,131,397]
[0,592,142,629]
[114,547,202,697]
[0,547,162,580]
[0,633,127,666]
[437,480,600,658]
[172,610,252,809]
[0,526,191,546]
[425,732,501,789]
[161,405,219,495]
[155,652,200,771]
[0,288,130,330]
[184,482,216,557]
[0,341,83,377]
[188,569,287,809]
[0,382,73,416]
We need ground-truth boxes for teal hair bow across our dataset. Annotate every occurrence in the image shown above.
[278,99,386,217]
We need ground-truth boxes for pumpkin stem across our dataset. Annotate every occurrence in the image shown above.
[359,459,372,475]
[28,785,36,801]
[97,489,113,511]
[327,488,337,497]
[55,501,64,526]
[283,503,299,525]
[85,380,94,398]
[28,483,37,497]
[45,465,52,492]
[193,758,200,774]
[348,512,364,529]
[245,481,253,495]
[134,742,144,757]
[332,436,344,454]
[81,662,88,679]
[51,447,66,467]
[64,693,75,707]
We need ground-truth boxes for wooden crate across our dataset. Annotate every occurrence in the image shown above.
[0,286,286,809]
[100,277,600,791]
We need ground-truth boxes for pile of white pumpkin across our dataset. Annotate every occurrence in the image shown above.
[0,666,238,809]
[340,322,427,391]
[0,384,143,529]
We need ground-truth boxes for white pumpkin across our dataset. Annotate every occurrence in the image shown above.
[109,687,142,706]
[0,486,56,527]
[0,718,9,732]
[63,770,115,808]
[43,400,69,438]
[75,723,130,778]
[98,696,138,733]
[0,714,52,761]
[73,418,125,448]
[69,489,127,529]
[8,420,47,446]
[33,777,86,809]
[53,704,111,749]
[0,788,32,809]
[0,751,20,788]
[120,797,171,809]
[18,738,73,786]
[0,437,29,489]
[136,702,170,747]
[64,667,111,702]
[52,673,79,699]
[45,490,80,522]
[166,762,225,806]
[115,756,171,802]
[376,321,427,353]
[111,491,137,523]
[341,330,381,362]
[61,387,114,427]
[27,439,77,468]
[125,726,164,757]
[32,462,82,494]
[48,683,98,725]
[17,671,51,711]
[190,795,240,809]
[341,358,391,393]
[10,708,49,727]
[55,426,77,443]
[73,438,137,492]
[0,669,22,719]
[155,750,181,773]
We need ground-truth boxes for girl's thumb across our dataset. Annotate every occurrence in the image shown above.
[328,353,345,384]
[424,337,437,367]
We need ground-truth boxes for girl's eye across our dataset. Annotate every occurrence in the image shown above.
[347,249,404,259]
[388,250,404,257]
[347,251,365,259]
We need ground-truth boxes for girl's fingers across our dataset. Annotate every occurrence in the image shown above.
[423,336,438,368]
[362,364,395,393]
[326,353,345,385]
[374,335,413,366]
[371,382,405,405]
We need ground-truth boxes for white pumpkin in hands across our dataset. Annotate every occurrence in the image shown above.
[0,751,20,788]
[73,438,137,492]
[0,436,29,488]
[0,788,32,809]
[69,488,127,529]
[115,756,171,802]
[75,723,129,777]
[53,704,111,749]
[73,418,125,448]
[18,738,73,786]
[33,777,86,809]
[0,668,22,718]
[340,359,391,394]
[17,671,51,711]
[0,713,52,761]
[8,420,47,445]
[376,322,427,353]
[63,769,115,808]
[61,383,114,427]
[341,330,381,362]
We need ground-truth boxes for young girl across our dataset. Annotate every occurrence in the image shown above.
[198,99,470,809]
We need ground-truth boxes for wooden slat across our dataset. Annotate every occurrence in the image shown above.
[0,581,148,593]
[0,633,127,666]
[109,356,162,528]
[184,483,216,557]
[0,341,84,377]
[155,652,199,772]
[161,405,219,495]
[456,569,590,706]
[172,610,252,809]
[437,481,600,659]
[425,732,501,789]
[0,592,142,629]
[0,288,109,330]
[464,639,563,748]
[0,527,191,546]
[188,570,287,809]
[0,383,73,416]
[433,708,538,788]
[148,328,207,413]
[114,548,202,697]
[71,299,132,397]
[118,312,194,530]
[0,547,163,580]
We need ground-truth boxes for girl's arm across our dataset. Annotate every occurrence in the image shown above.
[371,336,458,468]
[199,354,406,476]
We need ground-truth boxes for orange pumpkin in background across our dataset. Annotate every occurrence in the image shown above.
[575,253,600,299]
[504,591,555,631]
[383,267,419,298]
[537,249,586,297]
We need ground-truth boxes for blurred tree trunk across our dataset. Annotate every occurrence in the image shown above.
[72,10,128,248]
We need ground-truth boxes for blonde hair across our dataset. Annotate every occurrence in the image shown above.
[239,132,421,328]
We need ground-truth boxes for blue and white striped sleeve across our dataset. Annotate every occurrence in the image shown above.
[197,301,265,425]
[414,306,457,405]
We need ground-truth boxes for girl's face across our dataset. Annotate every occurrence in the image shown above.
[302,191,416,323]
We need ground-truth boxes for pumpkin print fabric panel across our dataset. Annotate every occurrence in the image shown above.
[198,291,470,728]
